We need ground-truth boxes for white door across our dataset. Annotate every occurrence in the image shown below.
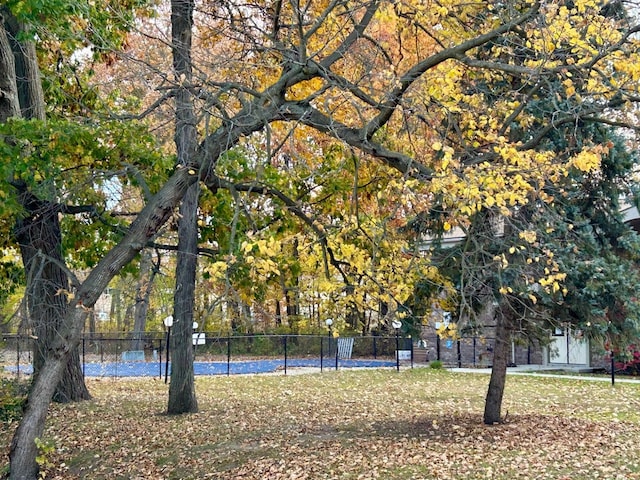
[549,328,588,365]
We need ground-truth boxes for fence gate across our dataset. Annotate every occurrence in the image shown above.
[337,337,354,359]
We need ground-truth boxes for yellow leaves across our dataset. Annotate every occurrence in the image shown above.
[570,148,602,173]
[563,78,576,98]
[55,288,75,303]
[519,230,537,244]
[205,261,228,281]
[0,247,20,263]
[286,77,324,101]
[242,237,281,257]
[240,237,284,281]
[538,272,568,295]
[493,254,509,269]
[436,322,458,339]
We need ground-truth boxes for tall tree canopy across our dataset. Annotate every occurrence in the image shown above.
[5,0,640,477]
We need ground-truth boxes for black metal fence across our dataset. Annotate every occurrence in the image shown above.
[0,333,415,380]
[416,334,543,368]
[1,332,543,380]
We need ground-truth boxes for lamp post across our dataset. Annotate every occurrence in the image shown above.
[392,320,402,372]
[163,315,173,384]
[325,319,333,370]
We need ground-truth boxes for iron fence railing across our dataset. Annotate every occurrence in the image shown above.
[1,333,415,380]
[1,332,542,380]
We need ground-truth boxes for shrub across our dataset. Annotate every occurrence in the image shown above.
[0,378,29,423]
[429,360,443,369]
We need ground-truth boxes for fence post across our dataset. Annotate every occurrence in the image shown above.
[226,337,231,376]
[436,335,441,361]
[320,336,323,373]
[411,339,414,369]
[159,338,163,380]
[16,335,20,381]
[457,339,462,368]
[283,336,288,375]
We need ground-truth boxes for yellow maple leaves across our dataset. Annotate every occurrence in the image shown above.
[570,148,602,173]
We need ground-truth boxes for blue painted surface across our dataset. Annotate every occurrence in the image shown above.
[5,358,397,378]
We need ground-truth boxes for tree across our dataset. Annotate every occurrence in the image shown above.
[9,0,640,477]
[1,5,89,403]
[166,0,200,414]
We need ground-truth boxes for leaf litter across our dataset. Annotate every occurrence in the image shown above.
[2,369,640,479]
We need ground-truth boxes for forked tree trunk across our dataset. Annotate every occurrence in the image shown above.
[483,309,510,424]
[9,169,197,479]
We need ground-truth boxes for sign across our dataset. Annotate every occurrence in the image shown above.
[398,350,411,361]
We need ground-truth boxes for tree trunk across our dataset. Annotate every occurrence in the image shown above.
[9,168,198,479]
[9,304,89,480]
[15,193,91,403]
[2,8,44,120]
[167,0,198,415]
[167,183,199,414]
[131,250,157,350]
[3,7,89,403]
[0,12,20,122]
[483,308,510,424]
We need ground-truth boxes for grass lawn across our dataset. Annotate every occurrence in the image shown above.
[3,368,640,479]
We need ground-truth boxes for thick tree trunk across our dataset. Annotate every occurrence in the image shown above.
[483,309,510,424]
[15,194,91,403]
[2,8,45,120]
[9,350,68,479]
[167,0,198,415]
[0,12,20,122]
[3,7,89,403]
[168,182,199,414]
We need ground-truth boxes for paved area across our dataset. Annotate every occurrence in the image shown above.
[446,365,640,384]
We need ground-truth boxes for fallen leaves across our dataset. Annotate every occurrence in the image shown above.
[3,370,640,479]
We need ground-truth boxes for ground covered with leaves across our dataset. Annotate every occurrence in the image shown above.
[3,369,640,479]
